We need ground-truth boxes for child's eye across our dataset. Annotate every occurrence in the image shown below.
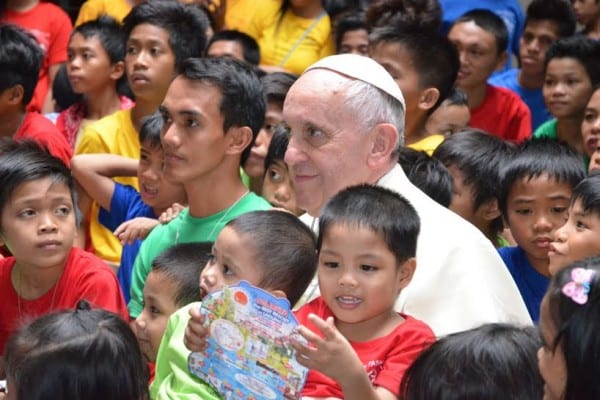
[584,112,597,123]
[83,51,92,60]
[575,220,588,230]
[150,305,161,315]
[360,264,377,272]
[55,205,72,216]
[268,168,282,182]
[19,209,36,218]
[322,261,339,269]
[551,207,568,214]
[150,47,162,56]
[185,118,199,128]
[223,264,234,276]
[515,208,532,216]
[126,46,138,55]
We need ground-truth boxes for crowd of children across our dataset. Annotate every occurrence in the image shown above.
[2,0,600,399]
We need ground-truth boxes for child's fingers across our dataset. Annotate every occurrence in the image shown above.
[306,313,338,341]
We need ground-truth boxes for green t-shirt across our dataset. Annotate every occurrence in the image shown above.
[533,119,557,139]
[128,193,271,317]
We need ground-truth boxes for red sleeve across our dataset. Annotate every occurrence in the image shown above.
[509,101,533,143]
[14,113,73,167]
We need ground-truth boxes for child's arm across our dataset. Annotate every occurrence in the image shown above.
[113,217,160,245]
[294,314,397,400]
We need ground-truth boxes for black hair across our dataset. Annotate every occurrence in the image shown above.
[319,184,420,265]
[398,147,453,208]
[5,300,149,400]
[139,111,163,149]
[151,242,213,307]
[206,29,260,66]
[399,323,543,400]
[499,139,587,217]
[369,26,459,112]
[570,173,600,216]
[176,57,265,166]
[260,72,297,106]
[52,64,83,112]
[442,86,468,107]
[71,15,125,64]
[455,9,509,55]
[334,11,368,53]
[525,0,576,38]
[545,257,600,400]
[434,129,516,234]
[365,0,442,32]
[544,36,600,87]
[122,0,209,68]
[0,139,81,227]
[0,23,43,105]
[225,210,317,307]
[264,124,290,172]
[324,0,366,25]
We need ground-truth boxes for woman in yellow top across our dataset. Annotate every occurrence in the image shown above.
[244,0,333,75]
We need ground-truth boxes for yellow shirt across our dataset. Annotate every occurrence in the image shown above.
[407,134,445,156]
[76,109,141,264]
[75,0,132,25]
[223,0,258,32]
[243,0,333,75]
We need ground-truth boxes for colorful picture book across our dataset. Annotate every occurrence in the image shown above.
[188,281,308,400]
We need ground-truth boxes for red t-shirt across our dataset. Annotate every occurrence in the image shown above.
[295,297,435,398]
[0,247,128,355]
[14,112,73,167]
[2,2,72,112]
[470,84,532,143]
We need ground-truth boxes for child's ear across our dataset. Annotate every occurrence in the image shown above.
[225,126,253,157]
[494,51,509,72]
[417,87,440,113]
[477,198,501,222]
[367,123,398,169]
[109,61,125,81]
[2,85,24,105]
[397,257,416,290]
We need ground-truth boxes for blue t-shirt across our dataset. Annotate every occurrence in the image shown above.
[489,68,551,131]
[439,0,525,75]
[99,183,155,303]
[498,246,549,322]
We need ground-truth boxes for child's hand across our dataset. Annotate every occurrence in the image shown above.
[158,203,185,224]
[113,217,159,245]
[293,314,362,384]
[184,306,210,353]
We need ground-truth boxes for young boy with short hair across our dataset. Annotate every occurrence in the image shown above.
[369,25,459,153]
[424,87,470,139]
[128,57,272,319]
[572,0,600,39]
[548,173,600,274]
[205,29,260,66]
[294,184,435,399]
[489,0,577,131]
[448,9,532,143]
[71,112,187,302]
[335,12,369,57]
[58,15,133,150]
[498,139,586,321]
[75,0,210,269]
[434,130,515,247]
[0,23,72,167]
[534,36,600,156]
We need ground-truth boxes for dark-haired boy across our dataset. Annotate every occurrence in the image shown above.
[573,0,600,39]
[490,0,576,131]
[448,9,532,143]
[370,26,459,154]
[0,23,72,167]
[128,57,272,318]
[206,29,260,66]
[75,0,210,269]
[335,12,369,57]
[498,139,586,321]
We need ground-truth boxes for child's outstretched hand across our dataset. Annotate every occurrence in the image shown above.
[114,217,159,245]
[184,306,210,353]
[158,203,185,224]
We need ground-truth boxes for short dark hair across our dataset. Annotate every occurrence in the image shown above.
[442,86,468,107]
[261,72,297,106]
[334,11,368,52]
[0,23,43,105]
[71,15,125,64]
[399,323,543,400]
[176,57,266,166]
[366,0,442,31]
[122,0,209,68]
[139,111,163,149]
[264,124,290,172]
[207,29,260,66]
[5,300,148,400]
[570,173,600,217]
[434,129,516,234]
[499,139,587,217]
[545,257,600,400]
[455,9,509,55]
[226,210,317,307]
[369,26,459,112]
[151,242,213,307]
[544,36,600,87]
[398,147,453,208]
[319,184,420,265]
[0,139,81,227]
[525,0,576,38]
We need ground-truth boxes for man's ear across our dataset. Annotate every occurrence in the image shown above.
[367,123,398,169]
[225,126,253,157]
[418,87,440,113]
[494,51,509,72]
[109,61,125,81]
